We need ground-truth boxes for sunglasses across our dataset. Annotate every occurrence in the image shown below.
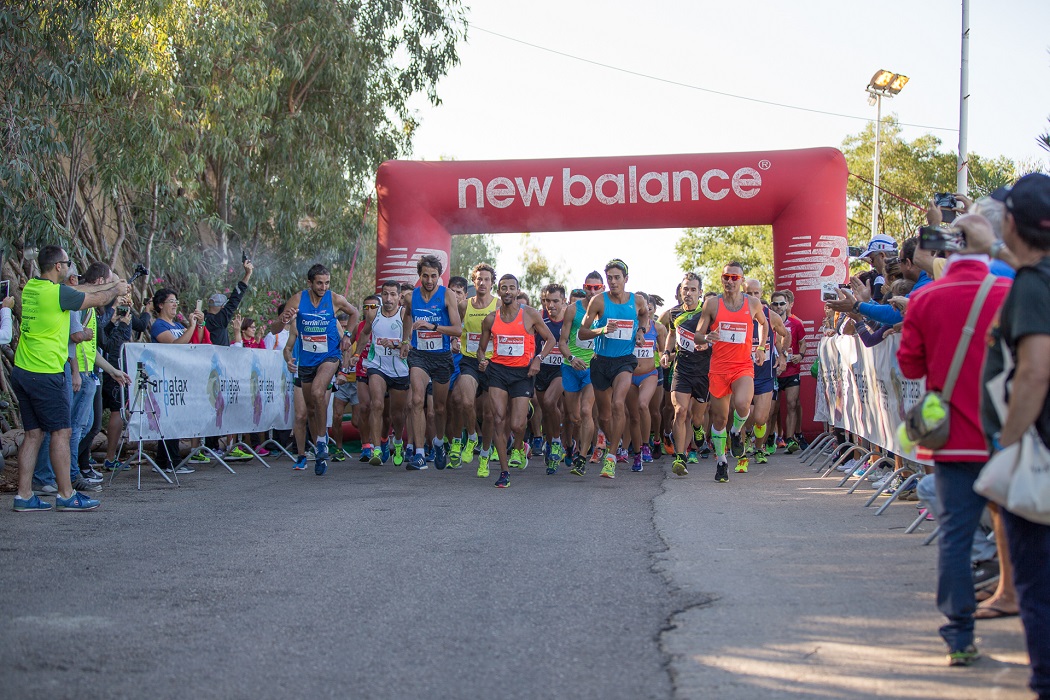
[770,301,788,307]
[721,273,743,282]
[571,289,585,296]
[583,284,604,291]
[363,303,379,309]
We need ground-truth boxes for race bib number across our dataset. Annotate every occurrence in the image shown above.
[541,353,563,366]
[677,328,696,353]
[717,322,748,344]
[302,334,329,354]
[575,330,594,350]
[633,340,655,359]
[496,334,525,357]
[373,341,396,357]
[606,319,634,341]
[466,332,481,354]
[416,329,442,351]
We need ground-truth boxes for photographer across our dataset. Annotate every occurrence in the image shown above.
[205,258,253,347]
[0,287,13,345]
[99,289,152,471]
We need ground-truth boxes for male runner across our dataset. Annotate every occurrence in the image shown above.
[476,275,556,488]
[661,273,712,476]
[356,281,410,466]
[400,255,462,470]
[536,283,568,474]
[559,274,603,476]
[772,289,808,453]
[691,262,768,482]
[739,279,789,471]
[283,264,359,475]
[577,259,649,479]
[450,263,498,476]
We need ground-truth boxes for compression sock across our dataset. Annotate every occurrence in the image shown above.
[315,435,328,447]
[712,428,728,457]
[393,438,403,447]
[731,410,749,435]
[754,424,767,440]
[433,436,444,448]
[415,447,425,457]
[468,432,478,443]
[480,447,491,459]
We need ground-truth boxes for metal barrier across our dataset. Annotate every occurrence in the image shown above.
[812,441,856,474]
[798,431,832,460]
[846,456,896,494]
[834,449,878,486]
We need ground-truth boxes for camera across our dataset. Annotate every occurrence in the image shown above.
[0,280,9,300]
[919,225,966,252]
[116,305,130,315]
[935,192,959,223]
[821,282,840,302]
[128,263,149,285]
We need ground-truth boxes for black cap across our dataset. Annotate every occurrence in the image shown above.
[992,173,1050,231]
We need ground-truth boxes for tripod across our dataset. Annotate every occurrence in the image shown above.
[110,361,176,489]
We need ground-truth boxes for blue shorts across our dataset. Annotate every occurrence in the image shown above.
[632,369,658,387]
[561,363,591,393]
[754,359,777,396]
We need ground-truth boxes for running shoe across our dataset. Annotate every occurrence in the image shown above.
[549,441,565,464]
[641,445,653,463]
[589,446,603,464]
[79,471,104,484]
[616,448,629,464]
[735,457,749,474]
[392,443,404,467]
[495,471,510,488]
[600,456,616,479]
[531,436,544,456]
[596,431,607,450]
[103,459,130,471]
[223,447,252,461]
[292,455,307,471]
[408,453,428,471]
[730,431,745,458]
[434,443,447,470]
[85,467,105,480]
[369,449,383,466]
[380,441,391,464]
[327,447,346,462]
[32,483,58,496]
[189,452,211,464]
[315,441,330,462]
[477,453,490,478]
[632,453,643,472]
[570,455,587,477]
[797,435,810,450]
[546,461,559,476]
[462,437,478,465]
[754,451,768,465]
[785,439,799,455]
[164,464,195,475]
[507,447,524,469]
[314,455,328,476]
[776,437,787,449]
[424,445,434,464]
[360,446,374,463]
[693,425,706,445]
[671,456,688,476]
[449,438,463,468]
[746,436,756,456]
[662,438,675,456]
[715,458,729,483]
[699,444,712,459]
[947,645,980,667]
[255,447,271,457]
[13,495,53,512]
[687,450,698,464]
[56,491,100,511]
[765,443,777,456]
[564,444,575,467]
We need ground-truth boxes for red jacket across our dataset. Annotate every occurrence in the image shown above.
[897,259,1011,462]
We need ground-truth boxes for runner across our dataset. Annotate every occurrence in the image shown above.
[772,289,808,453]
[740,279,789,471]
[626,292,667,472]
[450,263,498,476]
[444,275,469,468]
[476,274,556,488]
[558,275,602,476]
[282,264,359,476]
[661,273,711,476]
[357,281,410,466]
[691,262,768,482]
[577,259,650,479]
[399,255,462,471]
[536,283,568,474]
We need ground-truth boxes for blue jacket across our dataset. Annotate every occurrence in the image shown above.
[857,271,932,326]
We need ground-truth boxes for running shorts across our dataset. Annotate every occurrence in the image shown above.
[407,348,454,384]
[777,374,801,391]
[561,363,591,393]
[589,353,637,392]
[536,364,561,393]
[708,365,755,400]
[485,362,535,399]
[366,368,409,393]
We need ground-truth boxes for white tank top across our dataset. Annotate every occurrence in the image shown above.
[363,309,409,377]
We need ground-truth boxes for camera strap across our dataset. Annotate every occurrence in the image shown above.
[941,274,995,403]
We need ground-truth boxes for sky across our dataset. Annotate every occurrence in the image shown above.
[404,0,1050,303]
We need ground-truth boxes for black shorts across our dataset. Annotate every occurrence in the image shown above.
[457,356,488,393]
[12,366,71,432]
[589,354,637,392]
[485,362,535,399]
[299,357,339,384]
[536,363,562,393]
[778,374,801,391]
[408,349,454,384]
[671,365,710,403]
[366,367,409,393]
[101,374,124,411]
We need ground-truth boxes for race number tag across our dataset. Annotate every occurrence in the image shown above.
[373,341,395,357]
[541,353,563,366]
[496,335,524,357]
[575,330,595,350]
[466,332,481,354]
[606,319,635,341]
[677,328,696,353]
[633,340,655,359]
[416,329,442,351]
[302,334,329,354]
[717,322,748,344]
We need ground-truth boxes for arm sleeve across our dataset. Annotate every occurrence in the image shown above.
[857,301,903,327]
[0,307,12,345]
[206,281,248,333]
[58,285,87,312]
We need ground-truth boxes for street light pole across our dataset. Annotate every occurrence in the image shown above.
[871,93,882,239]
[865,69,909,239]
[957,0,970,195]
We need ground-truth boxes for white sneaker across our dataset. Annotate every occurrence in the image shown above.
[837,458,857,473]
[872,473,894,489]
[866,466,887,482]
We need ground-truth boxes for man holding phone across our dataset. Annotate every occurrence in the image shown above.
[856,234,898,302]
[204,256,254,347]
[0,280,13,345]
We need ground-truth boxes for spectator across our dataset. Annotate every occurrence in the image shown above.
[264,303,292,352]
[829,235,934,326]
[0,289,13,344]
[99,287,152,471]
[231,315,265,348]
[204,258,253,347]
[856,233,898,301]
[978,172,1050,699]
[896,217,1011,667]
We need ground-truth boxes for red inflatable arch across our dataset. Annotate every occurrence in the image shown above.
[375,148,848,434]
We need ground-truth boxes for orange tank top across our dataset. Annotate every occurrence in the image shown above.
[711,296,754,369]
[491,307,535,368]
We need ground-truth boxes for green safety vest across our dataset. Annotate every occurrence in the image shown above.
[76,308,97,372]
[15,278,72,374]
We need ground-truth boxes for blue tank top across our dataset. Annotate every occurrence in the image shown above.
[595,292,637,358]
[752,305,775,370]
[296,290,342,366]
[411,286,451,352]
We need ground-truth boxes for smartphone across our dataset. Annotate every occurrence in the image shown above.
[242,250,248,263]
[0,280,9,300]
[821,282,839,302]
[847,246,865,258]
[116,305,130,315]
[919,225,965,252]
[195,299,203,313]
[935,192,959,223]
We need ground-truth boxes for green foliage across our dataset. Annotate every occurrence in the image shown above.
[674,226,774,293]
[516,233,567,306]
[450,234,500,279]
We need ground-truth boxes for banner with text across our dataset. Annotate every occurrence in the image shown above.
[122,343,296,441]
[817,335,933,466]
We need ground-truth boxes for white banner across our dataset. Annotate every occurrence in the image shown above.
[122,343,296,441]
[817,335,932,466]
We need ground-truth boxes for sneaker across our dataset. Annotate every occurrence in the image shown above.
[699,444,712,459]
[776,437,787,449]
[549,442,565,465]
[434,443,447,470]
[477,454,490,478]
[255,447,271,457]
[596,431,607,450]
[765,443,777,456]
[392,443,405,467]
[292,455,308,471]
[631,453,643,472]
[85,467,105,480]
[495,471,510,488]
[589,445,603,464]
[104,459,130,471]
[189,452,211,464]
[13,495,53,512]
[329,447,347,463]
[407,453,428,471]
[530,436,544,456]
[754,451,768,465]
[359,447,373,462]
[797,435,810,450]
[509,448,526,470]
[872,473,895,490]
[77,471,104,484]
[662,438,676,456]
[546,460,559,475]
[56,491,100,512]
[746,436,756,456]
[947,645,980,667]
[616,448,628,464]
[866,466,888,482]
[687,450,698,464]
[641,445,653,463]
[650,439,663,459]
[449,439,463,468]
[570,455,587,477]
[822,441,836,455]
[715,459,729,483]
[462,437,477,465]
[314,455,328,476]
[380,441,391,464]
[314,441,329,462]
[672,456,688,476]
[693,425,706,445]
[424,445,435,464]
[600,456,616,479]
[785,439,799,455]
[369,449,383,466]
[32,483,58,497]
[730,431,745,458]
[226,447,253,461]
[735,457,749,474]
[73,479,102,493]
[972,559,1000,590]
[837,458,857,473]
[164,464,195,475]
